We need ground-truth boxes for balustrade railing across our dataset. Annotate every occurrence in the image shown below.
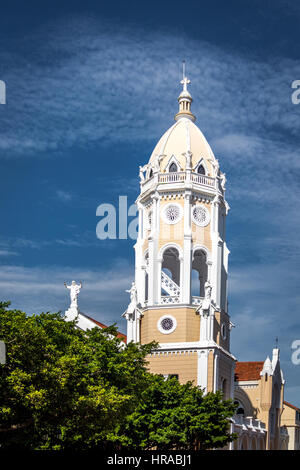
[233,414,266,431]
[158,172,186,183]
[141,171,216,189]
[161,296,180,304]
[192,296,202,305]
[190,172,215,187]
[161,271,180,297]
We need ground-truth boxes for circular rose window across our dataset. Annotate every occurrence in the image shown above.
[162,203,183,225]
[161,317,173,331]
[157,315,177,335]
[192,205,210,227]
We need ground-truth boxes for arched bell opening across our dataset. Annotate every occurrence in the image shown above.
[161,247,181,298]
[234,400,245,416]
[191,249,208,297]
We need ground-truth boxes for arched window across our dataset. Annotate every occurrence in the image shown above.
[197,164,205,175]
[149,169,153,178]
[161,247,180,296]
[221,378,227,399]
[169,162,178,173]
[191,250,208,297]
[234,400,245,415]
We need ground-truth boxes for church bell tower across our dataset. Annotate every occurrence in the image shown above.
[123,67,236,397]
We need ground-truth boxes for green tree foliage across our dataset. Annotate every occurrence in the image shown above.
[0,302,236,449]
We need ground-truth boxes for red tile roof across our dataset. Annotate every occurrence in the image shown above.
[82,313,127,342]
[284,401,300,411]
[234,361,264,381]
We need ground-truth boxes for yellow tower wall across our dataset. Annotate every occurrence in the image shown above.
[141,307,200,344]
[146,351,198,385]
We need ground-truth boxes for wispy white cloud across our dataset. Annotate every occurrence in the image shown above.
[0,249,18,257]
[1,17,299,159]
[55,189,73,202]
[0,230,100,253]
[0,262,133,332]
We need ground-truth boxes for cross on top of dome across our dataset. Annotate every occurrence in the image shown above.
[175,61,196,122]
[180,61,191,92]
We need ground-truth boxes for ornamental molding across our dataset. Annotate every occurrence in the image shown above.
[191,193,213,204]
[163,154,182,173]
[150,349,198,357]
[235,381,259,387]
[160,191,185,200]
[235,384,259,390]
[193,157,209,175]
[144,199,153,209]
[192,244,212,262]
[158,242,184,261]
[151,341,237,361]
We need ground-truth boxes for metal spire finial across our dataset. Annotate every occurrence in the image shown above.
[174,61,196,122]
[180,60,190,92]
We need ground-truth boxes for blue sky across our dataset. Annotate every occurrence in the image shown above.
[0,0,300,406]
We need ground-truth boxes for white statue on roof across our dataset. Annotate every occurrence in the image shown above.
[64,280,82,309]
[153,154,165,173]
[125,281,138,314]
[202,280,212,312]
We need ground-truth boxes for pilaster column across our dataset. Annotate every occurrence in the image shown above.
[125,314,134,343]
[138,204,143,239]
[230,361,235,399]
[140,266,146,306]
[213,351,219,392]
[149,193,160,305]
[200,312,210,341]
[216,239,223,308]
[208,309,215,341]
[183,191,192,304]
[157,257,162,304]
[197,349,208,393]
[211,195,222,308]
[135,203,145,305]
[135,311,141,343]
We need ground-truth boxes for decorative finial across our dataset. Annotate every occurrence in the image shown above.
[181,60,191,93]
[275,337,279,349]
[174,61,196,123]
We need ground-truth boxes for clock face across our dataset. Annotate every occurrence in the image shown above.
[192,205,210,227]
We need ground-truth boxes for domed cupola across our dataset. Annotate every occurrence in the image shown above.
[139,63,220,183]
